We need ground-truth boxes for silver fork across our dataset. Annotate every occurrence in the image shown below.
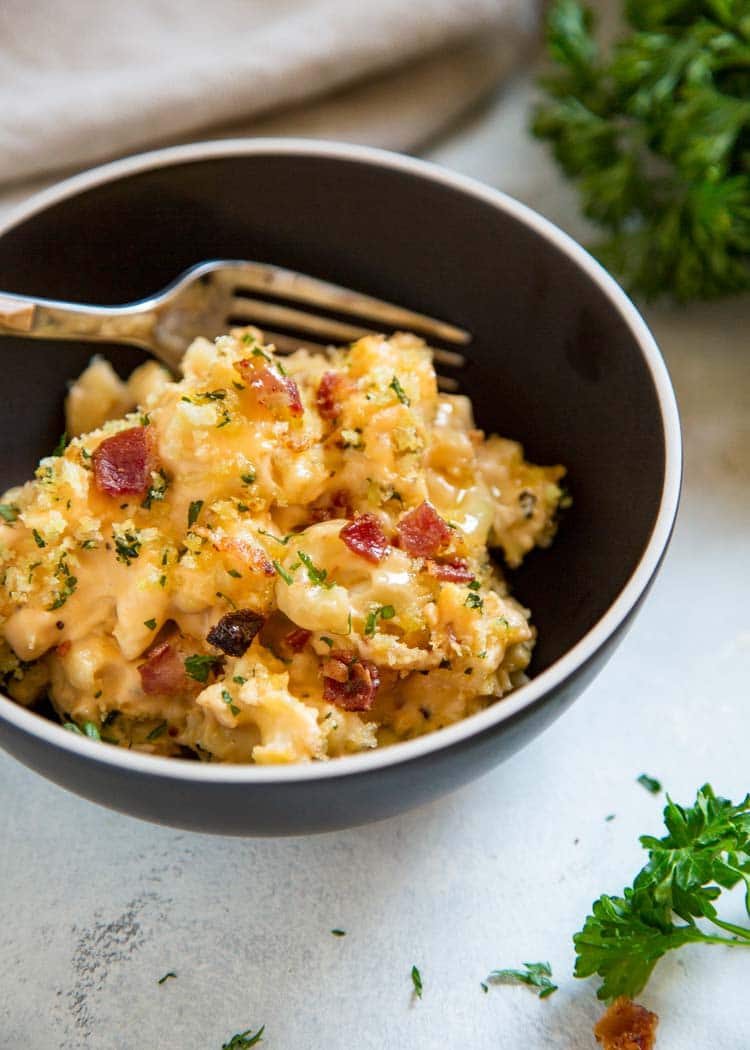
[0,260,469,391]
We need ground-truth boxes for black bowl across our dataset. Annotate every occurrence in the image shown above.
[0,140,681,835]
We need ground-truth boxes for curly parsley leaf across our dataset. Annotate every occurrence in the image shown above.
[637,773,662,794]
[0,504,18,523]
[533,0,750,302]
[411,965,423,999]
[486,961,558,999]
[574,784,750,1002]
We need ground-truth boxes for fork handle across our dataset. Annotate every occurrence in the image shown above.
[0,291,155,347]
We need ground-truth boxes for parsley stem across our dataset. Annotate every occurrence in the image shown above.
[708,917,750,941]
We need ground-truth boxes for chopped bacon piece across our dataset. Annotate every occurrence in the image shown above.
[92,426,157,497]
[207,609,264,657]
[316,371,352,420]
[236,358,303,419]
[310,489,353,523]
[138,641,188,695]
[56,640,71,658]
[427,558,474,584]
[322,651,380,711]
[285,627,312,653]
[396,501,451,558]
[340,514,388,564]
[594,997,658,1050]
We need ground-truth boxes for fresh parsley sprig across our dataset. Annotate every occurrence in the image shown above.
[574,783,750,1002]
[533,0,750,302]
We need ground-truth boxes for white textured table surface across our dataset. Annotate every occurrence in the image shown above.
[2,75,750,1050]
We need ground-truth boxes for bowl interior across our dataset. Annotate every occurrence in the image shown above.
[0,150,665,677]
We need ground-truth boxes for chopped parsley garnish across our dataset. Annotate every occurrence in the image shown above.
[480,982,489,993]
[574,784,750,1002]
[113,530,141,566]
[32,529,46,548]
[157,972,176,985]
[364,605,396,636]
[272,560,294,585]
[467,579,481,590]
[48,559,77,610]
[144,618,157,631]
[486,961,557,999]
[320,636,334,648]
[221,689,241,716]
[82,721,101,740]
[241,472,256,485]
[297,549,332,588]
[63,721,83,735]
[330,929,346,937]
[233,675,247,685]
[233,381,246,391]
[188,500,204,529]
[465,592,483,611]
[52,431,68,457]
[389,375,410,406]
[94,690,103,700]
[159,574,167,588]
[80,539,98,550]
[637,773,662,795]
[0,504,18,523]
[147,722,168,741]
[227,569,242,578]
[251,346,272,362]
[184,653,221,684]
[141,469,170,510]
[236,502,249,513]
[221,1027,265,1049]
[216,408,232,428]
[216,590,237,609]
[411,965,423,999]
[258,529,290,546]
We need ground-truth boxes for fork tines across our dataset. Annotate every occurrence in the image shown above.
[216,260,470,372]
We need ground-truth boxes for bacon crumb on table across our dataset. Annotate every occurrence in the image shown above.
[92,425,156,497]
[594,997,658,1050]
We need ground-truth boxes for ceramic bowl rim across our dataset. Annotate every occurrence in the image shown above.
[0,137,682,784]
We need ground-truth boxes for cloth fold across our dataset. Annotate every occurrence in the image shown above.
[0,0,538,191]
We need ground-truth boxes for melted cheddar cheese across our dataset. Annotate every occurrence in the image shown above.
[0,331,566,763]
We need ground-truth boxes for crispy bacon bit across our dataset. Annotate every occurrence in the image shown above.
[206,609,264,657]
[427,558,474,584]
[285,627,312,653]
[396,501,451,558]
[339,514,388,564]
[594,997,658,1050]
[138,641,188,695]
[316,371,351,420]
[92,426,156,497]
[236,358,303,419]
[322,651,380,711]
[56,640,71,658]
[310,489,353,523]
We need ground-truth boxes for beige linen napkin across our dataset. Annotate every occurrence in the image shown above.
[0,0,538,204]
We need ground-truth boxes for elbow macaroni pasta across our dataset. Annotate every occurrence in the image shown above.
[0,330,566,764]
